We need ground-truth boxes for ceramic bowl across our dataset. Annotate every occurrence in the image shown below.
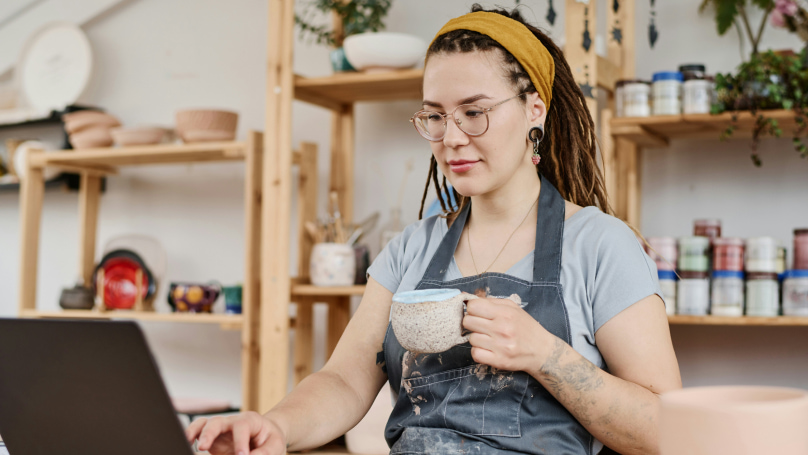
[69,126,114,149]
[12,140,61,180]
[62,110,121,134]
[175,109,238,143]
[110,127,168,146]
[343,32,427,72]
[660,386,808,455]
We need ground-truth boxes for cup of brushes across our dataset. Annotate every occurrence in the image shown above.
[307,192,357,287]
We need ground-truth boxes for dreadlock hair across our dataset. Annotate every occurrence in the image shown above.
[418,4,614,225]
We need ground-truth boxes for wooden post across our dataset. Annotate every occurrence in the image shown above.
[78,172,102,288]
[261,0,295,412]
[242,131,264,412]
[134,269,144,311]
[326,296,351,359]
[601,109,617,212]
[18,149,46,314]
[329,105,355,224]
[297,142,319,283]
[293,297,314,385]
[565,0,599,130]
[625,143,642,229]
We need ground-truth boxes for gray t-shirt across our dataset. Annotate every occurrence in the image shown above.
[368,205,663,371]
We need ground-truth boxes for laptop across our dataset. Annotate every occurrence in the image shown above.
[0,318,195,455]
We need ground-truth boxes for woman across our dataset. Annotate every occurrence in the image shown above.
[187,6,681,454]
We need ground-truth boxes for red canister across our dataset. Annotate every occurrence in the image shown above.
[694,219,722,241]
[713,237,744,271]
[795,229,808,270]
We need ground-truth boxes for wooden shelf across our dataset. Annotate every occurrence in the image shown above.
[669,315,808,326]
[21,309,245,326]
[291,284,366,297]
[28,141,248,173]
[294,69,423,111]
[611,109,806,147]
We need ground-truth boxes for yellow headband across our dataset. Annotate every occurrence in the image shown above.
[429,11,554,109]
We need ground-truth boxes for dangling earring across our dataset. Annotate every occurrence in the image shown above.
[528,125,544,165]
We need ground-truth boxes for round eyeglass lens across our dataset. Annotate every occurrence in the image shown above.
[413,104,489,140]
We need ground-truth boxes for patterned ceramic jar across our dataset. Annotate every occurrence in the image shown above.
[310,243,356,287]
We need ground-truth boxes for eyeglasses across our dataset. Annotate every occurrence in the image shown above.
[409,93,525,142]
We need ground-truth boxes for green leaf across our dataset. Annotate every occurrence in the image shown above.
[715,0,740,35]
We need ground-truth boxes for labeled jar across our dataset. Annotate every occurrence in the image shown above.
[711,270,744,317]
[658,270,678,316]
[745,272,780,316]
[677,271,710,315]
[783,270,808,316]
[795,229,808,270]
[647,237,678,271]
[624,81,651,117]
[678,236,710,272]
[713,237,744,271]
[746,237,779,273]
[693,219,722,241]
[683,77,715,114]
[679,64,706,81]
[652,71,683,116]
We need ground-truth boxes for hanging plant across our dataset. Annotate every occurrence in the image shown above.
[295,0,393,48]
[712,49,808,165]
[698,0,775,58]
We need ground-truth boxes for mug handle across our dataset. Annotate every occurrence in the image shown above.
[456,292,478,344]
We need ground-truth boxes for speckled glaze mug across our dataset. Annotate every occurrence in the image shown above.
[391,289,478,353]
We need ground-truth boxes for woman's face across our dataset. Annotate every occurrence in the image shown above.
[421,51,545,197]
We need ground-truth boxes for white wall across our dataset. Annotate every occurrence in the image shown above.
[0,0,807,408]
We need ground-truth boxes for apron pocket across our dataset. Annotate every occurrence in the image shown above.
[401,364,529,437]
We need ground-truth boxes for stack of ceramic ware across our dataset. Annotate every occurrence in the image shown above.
[63,110,121,149]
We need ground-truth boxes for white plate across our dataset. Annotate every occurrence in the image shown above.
[16,22,93,113]
[13,140,60,181]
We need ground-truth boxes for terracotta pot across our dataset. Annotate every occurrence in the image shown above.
[63,110,121,134]
[69,126,114,149]
[660,386,808,455]
[175,109,238,143]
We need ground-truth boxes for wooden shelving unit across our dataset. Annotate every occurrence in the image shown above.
[669,315,808,326]
[17,134,265,411]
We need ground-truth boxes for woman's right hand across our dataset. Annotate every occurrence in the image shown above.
[185,411,287,455]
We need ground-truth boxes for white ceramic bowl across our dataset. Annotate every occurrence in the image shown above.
[343,32,427,72]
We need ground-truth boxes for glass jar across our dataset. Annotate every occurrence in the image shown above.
[713,237,744,271]
[624,81,651,117]
[683,77,715,115]
[746,272,780,316]
[679,64,706,81]
[783,270,808,316]
[652,71,683,116]
[795,228,808,270]
[677,271,710,315]
[678,236,710,272]
[693,219,722,240]
[711,270,744,317]
[647,236,677,271]
[745,237,779,273]
[658,270,678,316]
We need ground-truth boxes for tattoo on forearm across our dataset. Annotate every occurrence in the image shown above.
[539,337,605,425]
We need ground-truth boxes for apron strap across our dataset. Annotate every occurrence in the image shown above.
[533,174,565,284]
[421,202,470,282]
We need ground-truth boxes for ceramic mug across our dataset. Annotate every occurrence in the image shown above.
[310,243,356,287]
[660,386,808,455]
[391,288,477,353]
[223,285,242,314]
[168,282,221,313]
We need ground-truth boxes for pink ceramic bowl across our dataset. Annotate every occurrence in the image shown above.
[175,109,238,143]
[110,127,168,146]
[63,111,121,134]
[69,126,114,149]
[660,386,808,455]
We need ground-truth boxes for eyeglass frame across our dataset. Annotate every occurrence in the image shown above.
[408,92,528,142]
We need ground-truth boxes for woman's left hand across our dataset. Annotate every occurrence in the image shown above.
[463,297,552,372]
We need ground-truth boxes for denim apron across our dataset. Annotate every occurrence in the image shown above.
[381,176,593,454]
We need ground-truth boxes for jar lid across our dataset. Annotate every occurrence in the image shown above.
[680,270,709,279]
[616,79,645,87]
[795,228,808,235]
[713,237,744,246]
[712,270,744,279]
[678,64,706,72]
[658,270,678,281]
[694,219,721,227]
[678,236,710,247]
[652,71,684,82]
[746,272,779,280]
[785,270,808,279]
[746,237,779,247]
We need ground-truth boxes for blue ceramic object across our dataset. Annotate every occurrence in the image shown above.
[330,47,355,72]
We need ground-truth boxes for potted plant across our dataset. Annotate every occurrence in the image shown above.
[295,0,393,72]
